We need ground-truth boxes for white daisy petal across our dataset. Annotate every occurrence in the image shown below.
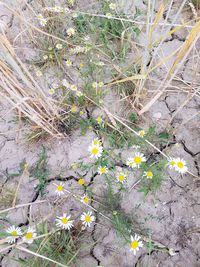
[88,144,103,159]
[130,234,143,255]
[80,211,95,228]
[98,166,108,175]
[23,226,37,244]
[127,152,146,169]
[56,213,74,230]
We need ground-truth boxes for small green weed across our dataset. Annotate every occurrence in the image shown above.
[31,147,48,196]
[17,223,79,267]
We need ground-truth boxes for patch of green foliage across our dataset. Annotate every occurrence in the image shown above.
[139,159,167,196]
[31,147,48,196]
[74,11,140,59]
[101,179,142,242]
[192,0,200,9]
[17,223,79,267]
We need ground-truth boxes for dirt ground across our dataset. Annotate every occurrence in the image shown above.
[0,0,200,267]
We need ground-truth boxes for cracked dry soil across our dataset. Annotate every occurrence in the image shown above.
[0,0,200,266]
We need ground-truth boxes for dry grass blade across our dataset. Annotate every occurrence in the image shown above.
[139,20,200,115]
[16,246,69,267]
[149,3,165,48]
[169,20,200,75]
[0,34,63,138]
[106,74,146,86]
[0,200,47,215]
[12,164,29,207]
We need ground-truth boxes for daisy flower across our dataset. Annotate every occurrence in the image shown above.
[106,13,112,18]
[98,82,104,88]
[80,211,95,227]
[144,171,153,179]
[117,173,127,184]
[76,91,83,97]
[126,152,146,168]
[35,70,42,77]
[56,43,63,50]
[174,158,188,174]
[6,225,22,244]
[92,138,102,146]
[71,105,77,113]
[52,82,59,89]
[130,234,143,255]
[49,88,55,95]
[138,130,145,138]
[62,79,70,88]
[53,6,63,13]
[37,14,47,27]
[92,82,98,88]
[88,144,103,159]
[80,194,90,205]
[72,12,78,18]
[96,117,102,124]
[167,157,176,169]
[65,59,72,67]
[109,3,116,10]
[39,19,47,27]
[56,214,74,230]
[70,84,78,91]
[67,27,75,36]
[43,55,48,60]
[98,166,108,175]
[78,178,85,185]
[55,182,65,196]
[22,226,37,244]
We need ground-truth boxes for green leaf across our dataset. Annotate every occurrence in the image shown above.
[159,132,171,139]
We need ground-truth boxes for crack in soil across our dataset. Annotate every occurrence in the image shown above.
[7,14,14,28]
[163,96,176,115]
[180,140,200,157]
[90,214,101,266]
[194,160,200,176]
[169,175,188,192]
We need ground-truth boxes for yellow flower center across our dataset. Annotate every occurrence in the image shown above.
[118,175,125,182]
[84,197,89,203]
[71,106,77,113]
[85,215,91,222]
[100,167,106,173]
[170,160,175,166]
[91,147,98,155]
[78,179,85,185]
[139,131,145,137]
[11,230,18,237]
[134,156,142,165]
[97,118,102,123]
[177,162,184,168]
[146,171,153,178]
[25,232,33,240]
[57,185,63,191]
[131,240,139,249]
[93,139,100,145]
[61,218,68,224]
